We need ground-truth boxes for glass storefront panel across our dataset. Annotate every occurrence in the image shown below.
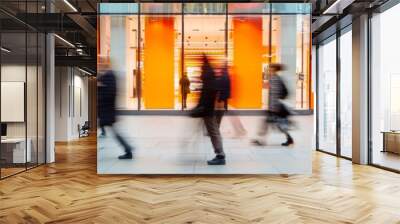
[97,2,313,175]
[317,36,337,154]
[98,3,312,111]
[371,4,400,171]
[184,3,226,14]
[339,28,352,158]
[98,14,139,110]
[228,14,263,109]
[274,14,311,110]
[99,3,138,14]
[226,13,310,110]
[184,14,225,109]
[228,3,266,14]
[297,15,312,110]
[270,3,312,14]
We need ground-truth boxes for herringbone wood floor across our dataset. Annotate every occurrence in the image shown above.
[1,136,400,224]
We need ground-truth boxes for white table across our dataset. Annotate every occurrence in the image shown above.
[1,138,31,163]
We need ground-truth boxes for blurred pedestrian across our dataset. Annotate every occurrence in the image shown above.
[98,58,134,159]
[214,62,230,127]
[190,55,225,165]
[252,63,294,146]
[180,73,191,109]
[223,65,247,138]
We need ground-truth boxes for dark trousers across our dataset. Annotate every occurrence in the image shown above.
[100,124,132,154]
[203,113,224,157]
[100,126,106,136]
[215,110,224,127]
[182,94,187,109]
[259,112,292,141]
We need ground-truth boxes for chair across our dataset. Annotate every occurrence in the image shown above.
[78,121,90,138]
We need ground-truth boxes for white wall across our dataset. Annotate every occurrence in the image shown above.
[55,67,89,141]
[71,73,89,138]
[55,66,69,141]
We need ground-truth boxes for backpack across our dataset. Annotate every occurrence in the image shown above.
[217,71,231,101]
[281,81,289,99]
[279,77,288,99]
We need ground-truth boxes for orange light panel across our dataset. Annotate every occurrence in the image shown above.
[143,17,175,109]
[231,17,263,109]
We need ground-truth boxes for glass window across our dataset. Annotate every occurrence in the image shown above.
[98,15,139,110]
[27,30,38,169]
[0,2,46,179]
[339,28,352,158]
[228,3,266,14]
[99,3,138,14]
[275,14,311,110]
[270,3,312,14]
[184,14,224,109]
[1,30,28,177]
[26,0,43,166]
[141,3,181,14]
[228,14,264,109]
[371,3,400,171]
[317,36,337,154]
[227,13,311,110]
[184,3,226,14]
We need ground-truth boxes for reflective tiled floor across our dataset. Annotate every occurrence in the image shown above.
[98,115,313,174]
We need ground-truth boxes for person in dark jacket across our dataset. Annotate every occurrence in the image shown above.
[192,55,225,165]
[180,73,191,109]
[98,61,134,159]
[214,63,230,127]
[252,63,294,146]
[217,64,231,107]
